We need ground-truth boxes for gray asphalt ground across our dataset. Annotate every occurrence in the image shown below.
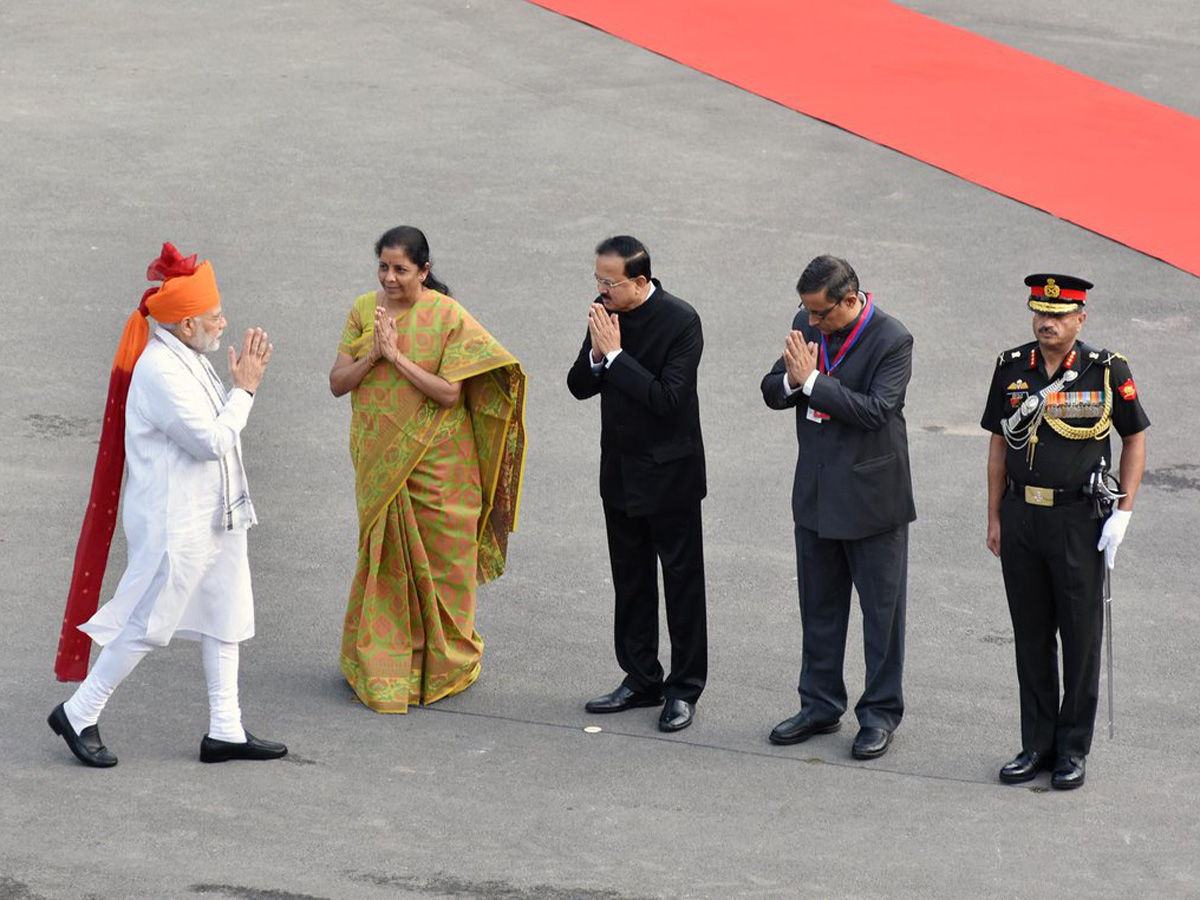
[2,2,1198,898]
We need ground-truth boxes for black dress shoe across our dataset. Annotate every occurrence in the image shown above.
[768,711,841,746]
[999,749,1053,784]
[47,703,117,768]
[200,731,288,763]
[584,684,663,714]
[1051,755,1086,790]
[851,726,893,759]
[658,699,695,732]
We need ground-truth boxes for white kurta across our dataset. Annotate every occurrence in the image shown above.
[80,328,257,647]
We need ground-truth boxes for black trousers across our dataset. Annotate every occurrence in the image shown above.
[603,502,707,704]
[795,522,908,730]
[1000,493,1104,758]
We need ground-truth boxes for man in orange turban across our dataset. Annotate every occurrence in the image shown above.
[49,243,288,767]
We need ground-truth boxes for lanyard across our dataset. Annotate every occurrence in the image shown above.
[819,293,874,375]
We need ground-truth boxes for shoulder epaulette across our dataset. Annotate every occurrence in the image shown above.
[996,345,1028,367]
[1095,348,1127,366]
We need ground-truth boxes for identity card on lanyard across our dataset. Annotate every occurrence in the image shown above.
[807,293,875,424]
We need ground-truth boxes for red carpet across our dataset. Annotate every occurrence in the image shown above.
[529,0,1200,278]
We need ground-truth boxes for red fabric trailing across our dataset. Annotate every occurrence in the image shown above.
[55,364,134,681]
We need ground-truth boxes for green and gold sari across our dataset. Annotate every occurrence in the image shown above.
[338,290,526,712]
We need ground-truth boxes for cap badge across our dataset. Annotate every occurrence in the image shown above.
[1044,278,1061,299]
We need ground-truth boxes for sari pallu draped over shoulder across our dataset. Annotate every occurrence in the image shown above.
[340,290,526,712]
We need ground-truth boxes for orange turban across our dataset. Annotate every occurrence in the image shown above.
[111,245,222,378]
[56,243,221,681]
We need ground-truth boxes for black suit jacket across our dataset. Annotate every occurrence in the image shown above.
[761,302,916,540]
[568,280,706,517]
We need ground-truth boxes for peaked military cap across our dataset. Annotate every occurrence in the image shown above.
[1025,273,1093,314]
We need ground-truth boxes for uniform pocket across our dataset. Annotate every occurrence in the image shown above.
[852,452,897,473]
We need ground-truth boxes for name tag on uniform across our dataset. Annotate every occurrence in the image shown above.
[807,407,829,423]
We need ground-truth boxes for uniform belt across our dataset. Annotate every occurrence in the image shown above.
[1006,477,1085,507]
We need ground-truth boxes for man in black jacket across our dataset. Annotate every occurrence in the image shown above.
[761,255,915,759]
[567,235,707,733]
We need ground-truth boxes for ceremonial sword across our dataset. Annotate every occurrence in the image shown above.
[1088,457,1124,740]
[1104,563,1115,739]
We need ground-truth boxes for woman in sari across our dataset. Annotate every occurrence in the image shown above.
[329,226,526,713]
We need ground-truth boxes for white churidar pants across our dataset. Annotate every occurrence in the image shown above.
[63,632,247,744]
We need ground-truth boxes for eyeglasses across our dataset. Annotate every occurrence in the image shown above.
[185,309,226,326]
[595,276,633,290]
[798,299,837,321]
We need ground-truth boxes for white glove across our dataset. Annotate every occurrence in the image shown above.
[1097,509,1132,570]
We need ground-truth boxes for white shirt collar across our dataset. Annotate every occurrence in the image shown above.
[155,325,201,358]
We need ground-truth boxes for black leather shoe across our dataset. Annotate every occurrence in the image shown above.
[47,703,117,768]
[999,749,1053,784]
[851,726,893,759]
[658,699,695,732]
[584,684,663,714]
[200,731,288,763]
[768,711,841,745]
[1051,755,1086,790]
